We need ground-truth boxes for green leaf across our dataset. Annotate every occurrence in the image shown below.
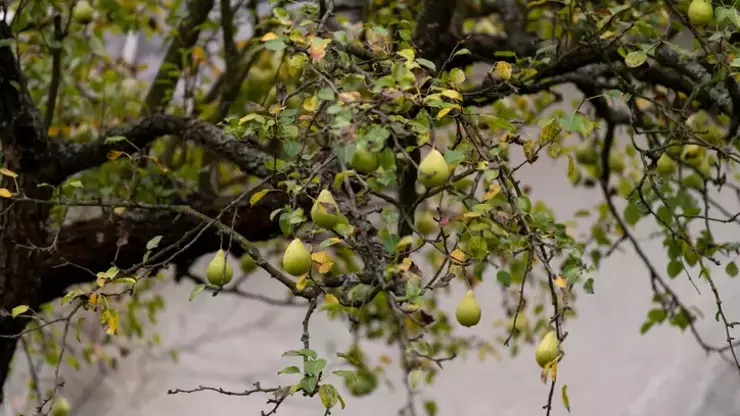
[453,48,471,57]
[623,203,642,226]
[300,375,318,394]
[283,348,318,359]
[583,278,595,294]
[666,260,683,278]
[562,384,571,413]
[408,369,424,389]
[625,50,647,68]
[424,400,438,416]
[648,308,667,323]
[319,384,339,409]
[146,235,163,250]
[11,305,28,318]
[75,317,84,342]
[104,135,127,144]
[444,149,466,164]
[726,261,738,277]
[305,358,327,375]
[415,58,436,72]
[497,270,512,286]
[317,87,335,101]
[189,284,206,301]
[278,366,301,375]
[265,39,287,51]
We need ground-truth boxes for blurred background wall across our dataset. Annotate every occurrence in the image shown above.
[2,2,740,415]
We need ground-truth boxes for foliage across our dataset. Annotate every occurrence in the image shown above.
[1,0,740,415]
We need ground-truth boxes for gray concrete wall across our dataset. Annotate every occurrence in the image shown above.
[2,4,740,416]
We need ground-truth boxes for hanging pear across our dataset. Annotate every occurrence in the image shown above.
[417,148,450,188]
[239,253,257,274]
[311,189,340,229]
[282,238,312,276]
[72,0,94,24]
[535,330,560,368]
[656,153,677,176]
[455,290,482,327]
[206,249,233,285]
[351,144,379,174]
[688,0,713,26]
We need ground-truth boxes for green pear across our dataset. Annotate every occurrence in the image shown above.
[682,144,705,168]
[52,397,71,416]
[206,249,233,285]
[575,144,598,165]
[535,330,560,368]
[239,253,257,274]
[506,314,530,335]
[282,238,312,276]
[311,189,340,229]
[351,144,379,174]
[415,211,437,236]
[656,153,677,176]
[455,290,482,327]
[688,0,713,26]
[608,151,626,173]
[417,148,450,188]
[72,0,94,23]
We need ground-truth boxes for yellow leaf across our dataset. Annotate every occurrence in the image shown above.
[250,189,270,206]
[567,155,574,177]
[555,276,567,288]
[379,354,392,365]
[0,168,17,178]
[311,250,331,264]
[495,61,512,81]
[192,46,207,63]
[0,188,12,198]
[48,126,60,136]
[450,248,468,264]
[319,261,334,274]
[463,211,482,218]
[551,360,558,381]
[103,309,119,335]
[261,32,278,42]
[88,293,100,306]
[436,106,456,120]
[395,235,414,250]
[107,150,125,160]
[482,184,501,201]
[441,89,462,101]
[296,274,309,291]
[113,207,126,216]
[303,95,319,112]
[325,294,339,305]
[399,257,413,271]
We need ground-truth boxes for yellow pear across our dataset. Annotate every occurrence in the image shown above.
[206,249,233,285]
[688,0,713,26]
[608,151,626,173]
[535,330,560,368]
[506,314,530,335]
[72,0,94,23]
[417,148,450,188]
[311,189,340,229]
[455,290,482,327]
[282,238,312,276]
[239,253,257,274]
[351,144,379,174]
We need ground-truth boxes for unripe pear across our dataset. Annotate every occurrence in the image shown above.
[415,211,437,236]
[535,330,560,368]
[72,0,94,24]
[282,238,312,276]
[310,189,340,229]
[417,148,450,188]
[239,253,257,274]
[575,144,598,165]
[351,144,379,174]
[688,0,713,26]
[52,397,71,416]
[608,151,626,173]
[656,153,677,176]
[682,144,704,168]
[455,290,482,327]
[506,314,529,335]
[206,249,233,285]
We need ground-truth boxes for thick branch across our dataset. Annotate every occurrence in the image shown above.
[55,114,273,184]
